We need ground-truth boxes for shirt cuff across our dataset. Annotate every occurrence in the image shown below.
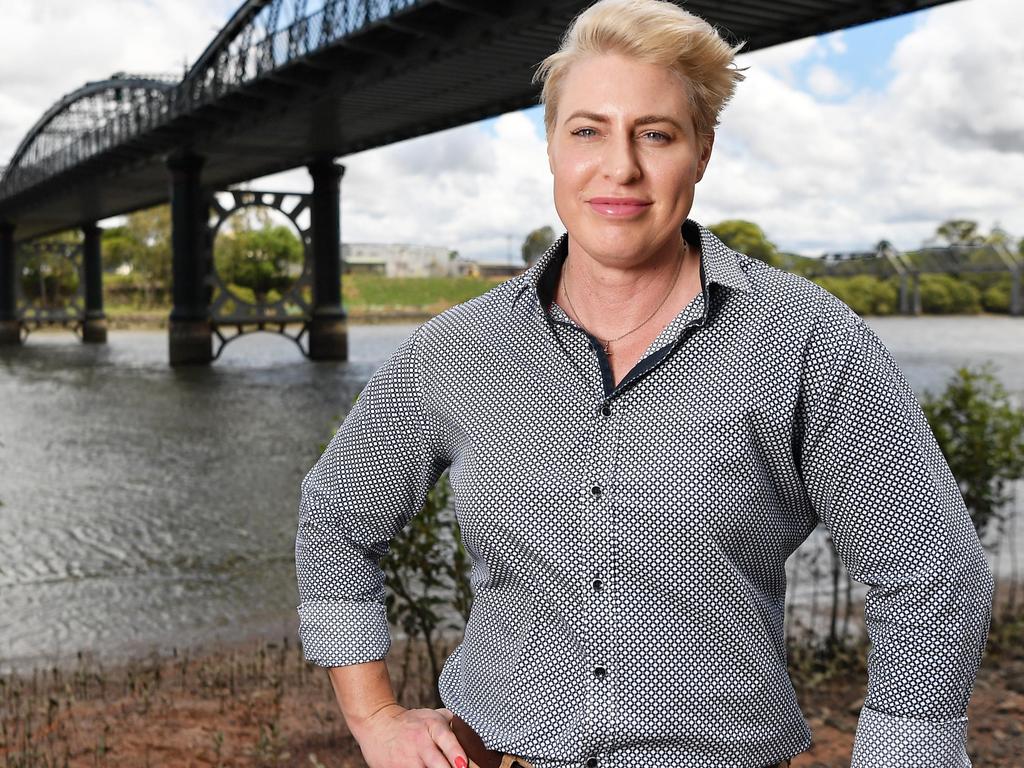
[851,704,971,767]
[297,599,391,667]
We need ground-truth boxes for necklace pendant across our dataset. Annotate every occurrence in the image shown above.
[603,340,611,356]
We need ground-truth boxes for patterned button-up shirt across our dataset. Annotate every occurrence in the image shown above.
[295,220,993,768]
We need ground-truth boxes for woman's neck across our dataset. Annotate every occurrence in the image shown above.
[557,235,700,340]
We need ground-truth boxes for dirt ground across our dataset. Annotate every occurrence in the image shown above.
[2,618,1021,768]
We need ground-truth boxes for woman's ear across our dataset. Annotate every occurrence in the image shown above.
[696,131,715,183]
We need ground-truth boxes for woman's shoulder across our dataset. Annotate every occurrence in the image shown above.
[416,273,525,347]
[701,230,868,355]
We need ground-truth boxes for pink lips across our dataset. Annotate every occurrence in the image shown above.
[587,197,651,217]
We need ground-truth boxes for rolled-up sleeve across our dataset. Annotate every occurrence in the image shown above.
[295,327,450,667]
[795,293,994,767]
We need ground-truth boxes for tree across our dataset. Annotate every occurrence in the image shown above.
[101,225,144,273]
[108,206,173,304]
[19,232,80,308]
[215,223,304,302]
[708,220,782,267]
[521,225,556,265]
[934,219,985,247]
[921,364,1024,541]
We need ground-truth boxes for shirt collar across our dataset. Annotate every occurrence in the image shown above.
[510,218,753,318]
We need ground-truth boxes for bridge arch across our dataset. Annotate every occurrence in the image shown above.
[1,74,177,193]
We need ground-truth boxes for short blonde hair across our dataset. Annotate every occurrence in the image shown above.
[534,0,745,137]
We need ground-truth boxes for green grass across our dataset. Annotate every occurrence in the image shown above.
[101,274,508,320]
[341,274,505,310]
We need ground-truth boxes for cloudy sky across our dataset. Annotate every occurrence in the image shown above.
[1,0,1022,261]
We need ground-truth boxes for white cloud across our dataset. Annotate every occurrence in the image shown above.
[244,113,559,263]
[694,0,1024,254]
[744,37,820,86]
[823,31,847,55]
[0,0,225,168]
[806,64,849,98]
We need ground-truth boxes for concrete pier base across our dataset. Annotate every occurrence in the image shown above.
[82,314,108,343]
[0,319,20,345]
[169,318,212,365]
[309,312,348,360]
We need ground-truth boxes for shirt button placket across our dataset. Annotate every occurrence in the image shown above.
[586,393,621,756]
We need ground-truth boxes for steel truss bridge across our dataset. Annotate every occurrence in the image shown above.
[804,243,1023,316]
[0,0,967,363]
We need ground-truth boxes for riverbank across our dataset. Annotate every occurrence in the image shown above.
[3,616,1021,767]
[98,307,443,331]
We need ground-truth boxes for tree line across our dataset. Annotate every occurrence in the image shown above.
[19,207,1023,316]
[521,218,1022,315]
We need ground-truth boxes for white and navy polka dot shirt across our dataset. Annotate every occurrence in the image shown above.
[296,220,994,768]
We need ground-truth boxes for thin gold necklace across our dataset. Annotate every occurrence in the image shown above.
[560,240,688,357]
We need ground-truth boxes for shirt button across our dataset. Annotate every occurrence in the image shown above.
[601,402,611,417]
[593,666,606,679]
[592,579,603,591]
[591,485,602,497]
[586,759,598,768]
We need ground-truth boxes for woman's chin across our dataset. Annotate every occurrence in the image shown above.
[571,230,675,268]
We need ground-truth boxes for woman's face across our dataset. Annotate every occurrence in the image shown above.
[547,52,713,269]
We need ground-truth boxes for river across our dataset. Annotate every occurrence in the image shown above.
[1,315,1021,673]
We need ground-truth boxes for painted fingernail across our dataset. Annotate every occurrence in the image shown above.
[455,756,468,768]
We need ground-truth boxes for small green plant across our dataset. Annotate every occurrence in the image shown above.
[921,363,1024,540]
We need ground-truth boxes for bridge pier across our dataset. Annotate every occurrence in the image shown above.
[0,222,18,345]
[82,223,107,343]
[307,158,348,361]
[167,154,212,365]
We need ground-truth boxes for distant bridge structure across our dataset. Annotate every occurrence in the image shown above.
[803,242,1023,315]
[0,0,965,364]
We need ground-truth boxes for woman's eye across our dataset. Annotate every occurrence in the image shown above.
[641,131,670,142]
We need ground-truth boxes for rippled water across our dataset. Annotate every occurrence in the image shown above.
[0,315,1021,672]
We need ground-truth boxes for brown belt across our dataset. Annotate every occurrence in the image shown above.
[450,715,533,768]
[450,715,789,768]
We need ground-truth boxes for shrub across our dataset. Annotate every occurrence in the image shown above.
[921,363,1024,541]
[981,277,1012,313]
[812,275,898,316]
[919,274,982,314]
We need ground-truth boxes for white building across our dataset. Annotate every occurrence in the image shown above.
[342,243,476,277]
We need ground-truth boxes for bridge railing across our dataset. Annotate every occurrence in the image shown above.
[185,0,420,106]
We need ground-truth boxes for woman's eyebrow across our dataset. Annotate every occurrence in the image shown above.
[563,110,683,131]
[564,110,608,124]
[634,114,684,130]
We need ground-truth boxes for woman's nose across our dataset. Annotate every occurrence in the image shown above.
[601,132,641,184]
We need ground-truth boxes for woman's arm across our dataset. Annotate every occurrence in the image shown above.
[327,660,467,768]
[795,294,993,768]
[296,329,463,767]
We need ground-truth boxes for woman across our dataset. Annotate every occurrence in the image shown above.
[295,1,993,766]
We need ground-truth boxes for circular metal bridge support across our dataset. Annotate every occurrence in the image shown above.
[167,153,347,365]
[207,188,314,360]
